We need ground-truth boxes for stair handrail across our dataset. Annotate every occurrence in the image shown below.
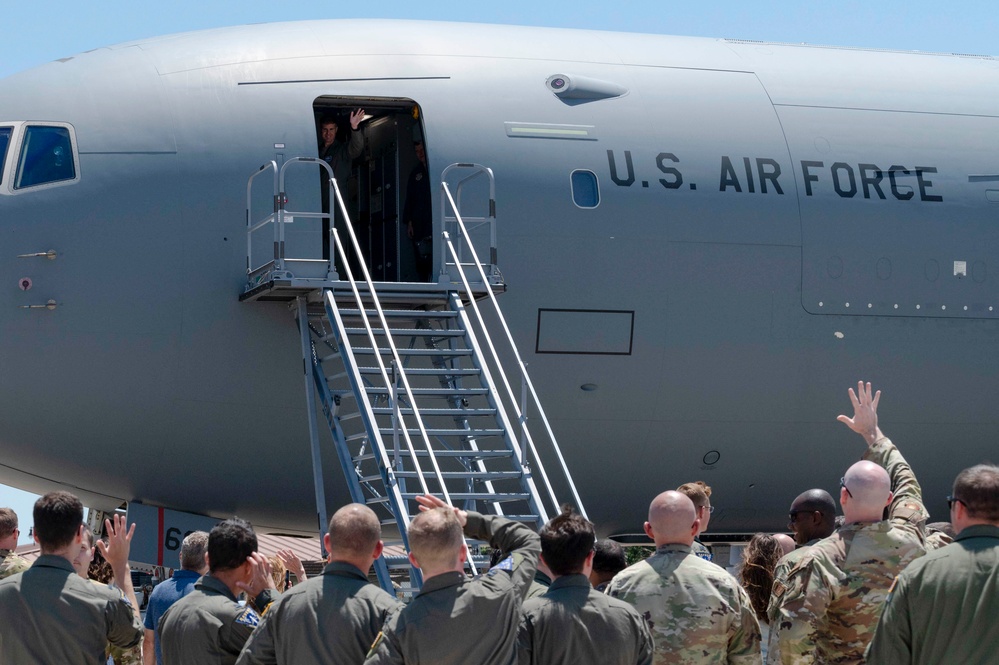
[440,181,588,520]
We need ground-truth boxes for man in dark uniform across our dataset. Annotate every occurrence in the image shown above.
[364,494,540,665]
[518,507,654,665]
[867,463,999,664]
[402,137,432,281]
[237,504,403,664]
[159,518,276,665]
[318,110,365,267]
[0,492,143,663]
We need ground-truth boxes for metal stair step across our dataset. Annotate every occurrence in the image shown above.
[378,427,505,437]
[354,449,514,461]
[370,407,497,416]
[391,470,523,480]
[365,493,531,504]
[339,309,458,319]
[352,347,473,356]
[365,387,489,396]
[344,327,465,337]
[399,492,531,502]
[358,367,481,376]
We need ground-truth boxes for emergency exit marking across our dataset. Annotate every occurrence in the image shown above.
[19,278,32,291]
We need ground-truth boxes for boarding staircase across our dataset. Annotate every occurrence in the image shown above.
[242,157,585,595]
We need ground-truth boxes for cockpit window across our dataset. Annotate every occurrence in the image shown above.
[15,125,76,189]
[0,127,11,184]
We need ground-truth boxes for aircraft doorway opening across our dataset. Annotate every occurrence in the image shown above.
[313,96,432,283]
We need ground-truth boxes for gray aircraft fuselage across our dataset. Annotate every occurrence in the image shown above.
[1,19,998,539]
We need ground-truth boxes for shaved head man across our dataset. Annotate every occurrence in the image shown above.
[237,504,401,665]
[646,491,698,545]
[775,382,927,664]
[772,534,795,557]
[608,491,760,663]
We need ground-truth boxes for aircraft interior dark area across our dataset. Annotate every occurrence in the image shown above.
[313,97,429,283]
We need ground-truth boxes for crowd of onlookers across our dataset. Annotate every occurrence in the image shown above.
[1,380,997,664]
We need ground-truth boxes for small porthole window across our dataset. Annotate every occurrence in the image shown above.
[15,125,77,189]
[570,169,600,208]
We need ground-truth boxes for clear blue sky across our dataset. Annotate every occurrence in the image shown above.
[0,1,994,543]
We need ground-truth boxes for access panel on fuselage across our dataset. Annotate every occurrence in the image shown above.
[779,106,999,318]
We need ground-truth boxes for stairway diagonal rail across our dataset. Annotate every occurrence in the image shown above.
[440,179,588,521]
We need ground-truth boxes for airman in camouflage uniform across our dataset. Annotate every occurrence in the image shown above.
[0,547,29,579]
[776,382,927,665]
[677,482,714,562]
[765,489,837,665]
[607,490,761,664]
[0,507,29,580]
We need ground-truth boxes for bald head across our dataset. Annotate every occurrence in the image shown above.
[788,488,837,545]
[645,491,698,547]
[842,461,892,522]
[773,533,796,556]
[328,504,381,559]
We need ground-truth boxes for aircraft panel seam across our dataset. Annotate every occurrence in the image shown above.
[773,103,999,120]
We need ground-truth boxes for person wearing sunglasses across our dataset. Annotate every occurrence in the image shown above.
[867,463,999,664]
[776,381,928,665]
[765,488,837,664]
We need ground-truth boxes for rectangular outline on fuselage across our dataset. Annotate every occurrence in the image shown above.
[535,308,635,355]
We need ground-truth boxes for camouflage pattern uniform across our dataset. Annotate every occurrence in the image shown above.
[89,581,143,665]
[923,525,954,551]
[776,437,927,664]
[108,639,143,665]
[606,543,761,664]
[0,548,29,580]
[764,539,820,665]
